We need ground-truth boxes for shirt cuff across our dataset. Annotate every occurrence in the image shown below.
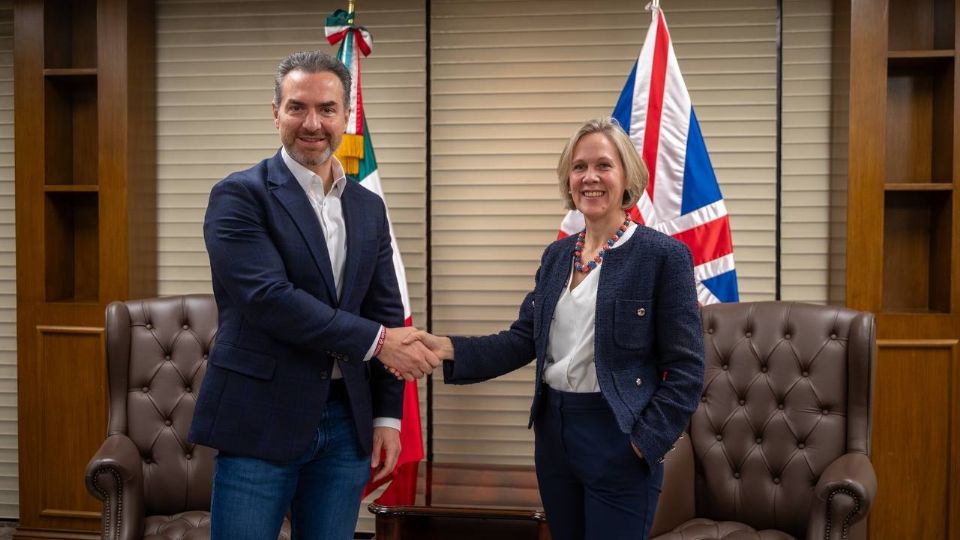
[373,417,401,431]
[363,325,386,362]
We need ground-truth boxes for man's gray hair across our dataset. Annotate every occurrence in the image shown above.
[273,50,352,106]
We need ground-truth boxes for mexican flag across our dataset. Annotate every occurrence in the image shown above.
[325,9,424,497]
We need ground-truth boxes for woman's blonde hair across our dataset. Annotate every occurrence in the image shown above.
[556,117,648,211]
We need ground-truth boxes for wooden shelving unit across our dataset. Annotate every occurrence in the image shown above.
[13,0,156,538]
[839,0,960,537]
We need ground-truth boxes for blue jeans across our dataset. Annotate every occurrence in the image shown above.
[534,386,664,540]
[210,399,370,540]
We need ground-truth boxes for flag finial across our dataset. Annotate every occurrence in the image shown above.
[347,0,355,20]
[645,0,661,12]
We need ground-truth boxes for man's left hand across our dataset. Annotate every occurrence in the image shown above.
[371,426,402,482]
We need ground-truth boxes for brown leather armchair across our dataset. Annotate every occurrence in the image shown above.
[651,302,877,540]
[85,295,290,540]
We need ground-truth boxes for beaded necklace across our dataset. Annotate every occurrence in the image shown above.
[573,215,632,274]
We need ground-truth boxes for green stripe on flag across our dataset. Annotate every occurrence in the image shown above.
[355,119,378,181]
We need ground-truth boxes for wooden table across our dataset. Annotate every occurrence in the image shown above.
[368,462,551,540]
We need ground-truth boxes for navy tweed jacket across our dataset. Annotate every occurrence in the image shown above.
[444,225,705,465]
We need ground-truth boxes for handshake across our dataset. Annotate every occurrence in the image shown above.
[377,327,454,381]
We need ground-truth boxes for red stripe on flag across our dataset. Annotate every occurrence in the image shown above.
[372,461,419,505]
[641,11,670,199]
[672,215,734,266]
[353,52,365,135]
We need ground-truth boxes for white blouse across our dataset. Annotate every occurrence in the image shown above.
[543,222,638,392]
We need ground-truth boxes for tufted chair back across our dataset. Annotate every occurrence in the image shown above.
[87,295,291,539]
[651,302,877,540]
[107,295,218,516]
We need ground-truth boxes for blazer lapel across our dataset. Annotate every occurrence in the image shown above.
[266,152,339,303]
[539,236,576,353]
[338,181,365,308]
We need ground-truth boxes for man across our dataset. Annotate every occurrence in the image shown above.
[188,50,437,540]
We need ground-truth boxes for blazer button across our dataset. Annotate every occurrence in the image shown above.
[635,377,643,387]
[637,308,646,317]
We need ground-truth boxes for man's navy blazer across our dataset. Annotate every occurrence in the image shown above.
[189,150,404,462]
[444,226,705,465]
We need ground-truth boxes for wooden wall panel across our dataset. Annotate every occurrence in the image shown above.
[870,341,957,539]
[36,327,103,521]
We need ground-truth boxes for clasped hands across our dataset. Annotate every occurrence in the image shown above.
[377,327,453,381]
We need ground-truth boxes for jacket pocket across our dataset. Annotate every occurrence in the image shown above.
[209,342,277,381]
[610,366,656,423]
[613,298,654,350]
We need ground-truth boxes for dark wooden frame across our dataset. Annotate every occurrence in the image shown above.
[840,0,960,537]
[13,0,156,538]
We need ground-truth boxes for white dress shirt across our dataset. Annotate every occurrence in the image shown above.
[543,222,638,392]
[281,148,399,430]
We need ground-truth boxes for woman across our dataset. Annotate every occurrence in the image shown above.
[407,117,704,540]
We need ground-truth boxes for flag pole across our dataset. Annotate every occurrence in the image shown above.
[347,0,355,22]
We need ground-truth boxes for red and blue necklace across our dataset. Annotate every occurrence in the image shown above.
[573,215,632,274]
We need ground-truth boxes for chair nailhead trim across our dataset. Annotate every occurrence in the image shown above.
[825,487,861,540]
[91,466,123,540]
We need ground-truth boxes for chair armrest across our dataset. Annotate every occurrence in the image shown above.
[807,452,877,540]
[85,434,145,540]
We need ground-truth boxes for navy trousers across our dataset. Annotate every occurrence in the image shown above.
[534,386,663,540]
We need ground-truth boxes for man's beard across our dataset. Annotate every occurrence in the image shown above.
[288,145,334,168]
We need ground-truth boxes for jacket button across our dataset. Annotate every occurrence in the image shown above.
[637,308,646,317]
[635,377,643,386]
